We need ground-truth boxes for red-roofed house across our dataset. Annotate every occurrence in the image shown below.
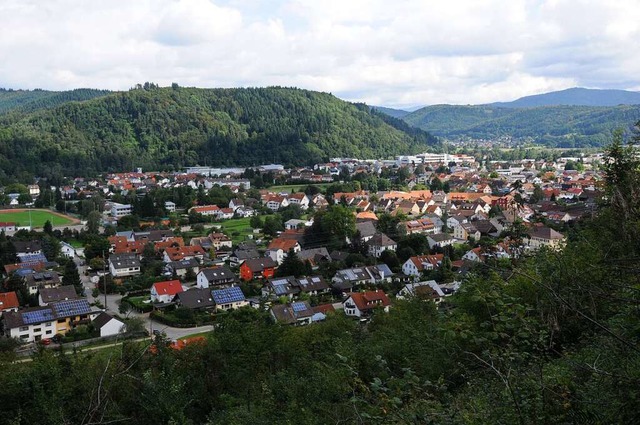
[163,245,206,262]
[401,254,444,276]
[0,222,16,232]
[189,205,221,216]
[342,290,391,318]
[266,238,301,264]
[150,280,184,303]
[0,291,20,316]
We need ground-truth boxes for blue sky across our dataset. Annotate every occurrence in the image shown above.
[1,0,639,108]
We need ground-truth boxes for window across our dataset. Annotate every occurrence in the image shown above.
[46,330,53,335]
[19,326,28,332]
[45,322,52,327]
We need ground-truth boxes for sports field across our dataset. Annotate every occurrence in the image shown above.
[0,209,77,228]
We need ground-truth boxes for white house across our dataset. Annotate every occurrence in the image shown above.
[60,242,76,258]
[109,254,141,278]
[396,280,445,303]
[92,312,126,337]
[150,280,184,304]
[111,202,133,219]
[367,233,397,258]
[164,201,176,213]
[211,286,248,311]
[342,290,391,318]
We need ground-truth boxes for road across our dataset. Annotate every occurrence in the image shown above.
[74,256,213,341]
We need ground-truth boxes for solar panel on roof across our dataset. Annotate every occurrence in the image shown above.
[22,309,55,325]
[52,299,91,317]
[212,286,245,304]
[291,302,308,312]
[311,277,320,283]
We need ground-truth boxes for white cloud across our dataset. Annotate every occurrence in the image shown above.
[0,0,638,107]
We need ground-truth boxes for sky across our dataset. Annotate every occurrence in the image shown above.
[1,0,639,108]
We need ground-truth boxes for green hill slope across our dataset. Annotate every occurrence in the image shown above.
[403,104,640,147]
[0,88,111,114]
[0,86,439,181]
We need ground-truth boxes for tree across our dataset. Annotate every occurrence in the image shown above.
[43,220,53,235]
[63,259,83,294]
[86,210,102,234]
[18,193,32,205]
[250,215,263,229]
[276,249,306,277]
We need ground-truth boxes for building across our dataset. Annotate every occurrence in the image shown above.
[239,257,277,281]
[164,201,176,212]
[265,239,301,265]
[0,291,20,316]
[342,291,391,318]
[367,233,397,258]
[60,242,76,258]
[3,299,98,342]
[92,312,126,337]
[401,254,444,277]
[270,301,317,325]
[262,275,329,299]
[38,285,79,306]
[25,271,61,295]
[173,288,215,310]
[427,233,456,249]
[396,280,446,303]
[196,266,237,288]
[453,222,481,241]
[111,202,133,219]
[150,280,184,304]
[331,264,393,291]
[527,227,566,250]
[211,286,248,311]
[0,222,16,232]
[109,254,141,278]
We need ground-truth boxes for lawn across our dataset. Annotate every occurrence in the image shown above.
[269,183,332,193]
[0,209,76,227]
[219,217,257,245]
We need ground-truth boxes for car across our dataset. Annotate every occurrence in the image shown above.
[39,338,52,346]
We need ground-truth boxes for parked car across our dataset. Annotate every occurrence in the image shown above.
[39,338,51,346]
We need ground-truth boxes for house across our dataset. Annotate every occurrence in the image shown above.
[3,299,98,342]
[211,286,248,311]
[367,233,397,258]
[150,280,184,304]
[196,266,237,288]
[332,264,393,291]
[92,312,126,337]
[355,221,377,242]
[240,257,277,281]
[189,205,221,216]
[427,233,456,249]
[165,259,200,279]
[270,301,316,325]
[266,239,301,265]
[342,290,391,318]
[60,242,76,258]
[229,245,261,267]
[265,195,289,211]
[163,245,206,263]
[526,226,566,250]
[401,254,444,277]
[0,222,16,232]
[284,219,307,230]
[164,201,176,212]
[209,233,233,250]
[262,275,329,299]
[0,291,19,316]
[404,218,436,235]
[297,247,331,268]
[38,285,79,306]
[287,193,310,210]
[25,271,61,295]
[462,247,485,263]
[396,280,446,303]
[173,288,215,310]
[109,253,141,278]
[454,222,481,241]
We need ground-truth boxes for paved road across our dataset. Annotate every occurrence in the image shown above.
[74,255,213,341]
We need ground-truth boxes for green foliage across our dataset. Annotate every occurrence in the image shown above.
[0,87,439,182]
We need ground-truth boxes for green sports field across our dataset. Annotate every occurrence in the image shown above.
[0,209,76,228]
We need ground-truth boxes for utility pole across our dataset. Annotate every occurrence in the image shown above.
[102,250,108,310]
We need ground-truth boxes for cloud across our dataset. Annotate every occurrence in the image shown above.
[0,0,638,107]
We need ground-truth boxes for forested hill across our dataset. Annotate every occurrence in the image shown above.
[0,86,439,181]
[0,88,111,115]
[402,104,640,147]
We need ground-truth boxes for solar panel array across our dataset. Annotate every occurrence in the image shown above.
[22,309,55,325]
[212,286,245,304]
[291,302,308,313]
[52,299,91,317]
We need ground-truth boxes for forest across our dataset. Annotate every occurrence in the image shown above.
[0,86,439,183]
[0,138,638,424]
[403,104,640,147]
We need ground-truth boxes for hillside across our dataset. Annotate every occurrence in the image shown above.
[403,104,640,147]
[0,86,439,181]
[371,105,410,119]
[491,87,640,108]
[0,88,111,115]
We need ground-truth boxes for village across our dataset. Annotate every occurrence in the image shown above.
[0,150,602,350]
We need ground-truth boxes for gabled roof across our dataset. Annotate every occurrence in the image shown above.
[174,288,215,309]
[346,290,391,311]
[39,285,78,304]
[530,226,565,240]
[211,286,246,304]
[243,257,277,272]
[267,238,300,252]
[152,280,184,296]
[0,291,19,310]
[369,232,397,247]
[200,266,236,283]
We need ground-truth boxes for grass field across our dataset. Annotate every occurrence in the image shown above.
[269,183,332,193]
[0,209,76,227]
[219,217,258,245]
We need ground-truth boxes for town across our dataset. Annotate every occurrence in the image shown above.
[0,149,601,351]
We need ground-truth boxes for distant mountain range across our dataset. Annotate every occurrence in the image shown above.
[0,88,111,114]
[489,87,640,108]
[373,88,640,148]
